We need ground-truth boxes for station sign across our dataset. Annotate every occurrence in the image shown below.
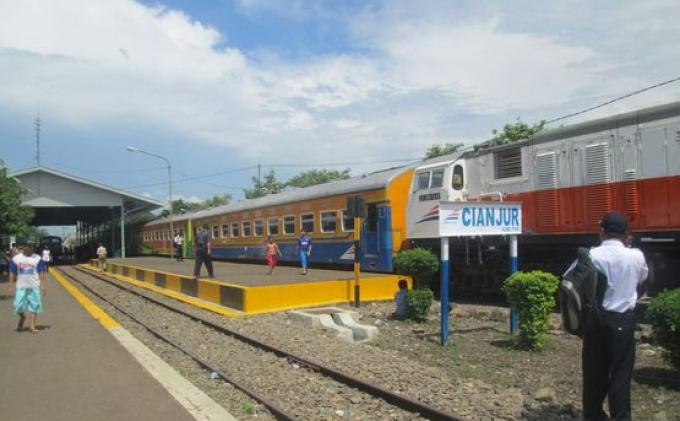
[439,201,522,237]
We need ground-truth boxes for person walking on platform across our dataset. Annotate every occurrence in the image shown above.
[7,244,47,333]
[296,230,312,275]
[193,225,214,278]
[96,243,107,272]
[580,212,648,421]
[265,236,282,275]
[41,246,52,270]
[173,232,184,262]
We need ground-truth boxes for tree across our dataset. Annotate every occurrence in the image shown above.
[491,120,545,146]
[0,161,34,237]
[244,170,285,199]
[161,194,232,217]
[424,142,464,159]
[285,168,351,188]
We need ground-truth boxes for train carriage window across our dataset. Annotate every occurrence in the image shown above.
[254,219,264,236]
[283,216,295,235]
[341,210,354,232]
[431,168,445,188]
[221,224,229,238]
[268,217,279,235]
[242,221,252,237]
[231,222,240,238]
[212,226,219,239]
[452,164,464,190]
[416,171,431,190]
[300,213,315,233]
[494,147,522,179]
[320,211,337,233]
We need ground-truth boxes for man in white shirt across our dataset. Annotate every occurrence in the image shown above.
[173,232,184,262]
[582,212,648,421]
[96,243,107,272]
[7,244,47,333]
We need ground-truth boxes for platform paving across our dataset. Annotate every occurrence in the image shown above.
[111,256,383,286]
[0,274,197,421]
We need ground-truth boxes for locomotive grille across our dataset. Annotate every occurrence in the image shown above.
[623,169,641,215]
[535,152,558,227]
[585,143,612,224]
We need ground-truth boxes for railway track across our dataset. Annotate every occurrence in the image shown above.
[57,266,462,421]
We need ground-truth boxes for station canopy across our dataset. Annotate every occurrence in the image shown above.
[10,166,164,226]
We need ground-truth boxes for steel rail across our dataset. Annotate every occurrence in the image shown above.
[56,267,296,421]
[69,265,463,421]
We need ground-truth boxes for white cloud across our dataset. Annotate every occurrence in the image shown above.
[2,0,680,175]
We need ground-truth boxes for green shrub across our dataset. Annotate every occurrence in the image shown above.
[393,248,439,288]
[646,288,680,370]
[502,270,559,351]
[408,288,434,322]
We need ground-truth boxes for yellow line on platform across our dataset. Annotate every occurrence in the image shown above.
[51,268,120,329]
[78,264,243,318]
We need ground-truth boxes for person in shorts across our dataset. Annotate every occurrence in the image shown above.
[296,230,312,275]
[41,246,52,270]
[7,244,47,333]
[96,243,107,271]
[265,236,282,275]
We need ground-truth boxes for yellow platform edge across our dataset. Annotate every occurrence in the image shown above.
[86,260,411,315]
[51,267,121,329]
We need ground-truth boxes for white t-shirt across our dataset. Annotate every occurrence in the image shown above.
[42,249,51,262]
[97,246,107,258]
[11,254,46,289]
[590,239,648,313]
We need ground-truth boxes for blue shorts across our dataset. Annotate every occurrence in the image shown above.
[14,288,43,314]
[299,251,308,268]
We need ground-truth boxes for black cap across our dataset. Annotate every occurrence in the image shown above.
[600,212,628,235]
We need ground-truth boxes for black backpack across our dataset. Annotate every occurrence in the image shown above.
[560,247,606,336]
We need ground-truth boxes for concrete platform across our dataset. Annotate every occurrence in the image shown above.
[0,273,215,421]
[91,257,410,315]
[110,256,383,286]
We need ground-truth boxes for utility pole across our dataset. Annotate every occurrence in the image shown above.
[34,112,41,166]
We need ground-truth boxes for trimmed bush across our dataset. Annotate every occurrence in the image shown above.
[502,270,559,351]
[646,288,680,370]
[393,248,439,288]
[408,288,434,322]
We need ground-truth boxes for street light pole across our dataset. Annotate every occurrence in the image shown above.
[126,146,174,259]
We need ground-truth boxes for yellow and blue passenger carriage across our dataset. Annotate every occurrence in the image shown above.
[142,167,413,272]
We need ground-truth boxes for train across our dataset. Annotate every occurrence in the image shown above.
[39,235,64,262]
[141,101,680,294]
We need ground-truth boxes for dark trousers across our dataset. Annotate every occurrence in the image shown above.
[582,310,636,421]
[175,244,183,261]
[193,249,213,278]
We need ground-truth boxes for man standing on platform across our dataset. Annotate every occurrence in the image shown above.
[173,232,184,262]
[582,212,648,421]
[193,225,214,279]
[96,243,107,272]
[7,244,47,333]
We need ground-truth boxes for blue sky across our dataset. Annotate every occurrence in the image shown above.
[1,0,680,206]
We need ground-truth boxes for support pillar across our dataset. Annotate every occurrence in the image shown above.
[509,235,519,334]
[120,206,126,258]
[440,236,450,346]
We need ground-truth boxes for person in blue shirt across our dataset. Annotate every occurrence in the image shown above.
[296,230,312,275]
[391,279,409,320]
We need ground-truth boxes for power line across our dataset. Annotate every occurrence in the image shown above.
[262,157,420,168]
[124,165,257,189]
[545,75,680,124]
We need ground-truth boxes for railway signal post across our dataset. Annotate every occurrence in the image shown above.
[509,235,519,334]
[347,196,365,307]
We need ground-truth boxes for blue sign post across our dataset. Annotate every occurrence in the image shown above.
[440,237,450,345]
[509,235,519,334]
[438,201,523,346]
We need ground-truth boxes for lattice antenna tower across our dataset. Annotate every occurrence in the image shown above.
[34,111,41,166]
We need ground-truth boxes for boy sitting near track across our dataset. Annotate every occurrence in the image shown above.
[7,244,47,333]
[390,279,409,320]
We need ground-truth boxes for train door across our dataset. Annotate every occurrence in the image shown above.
[363,203,379,256]
[361,203,394,271]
